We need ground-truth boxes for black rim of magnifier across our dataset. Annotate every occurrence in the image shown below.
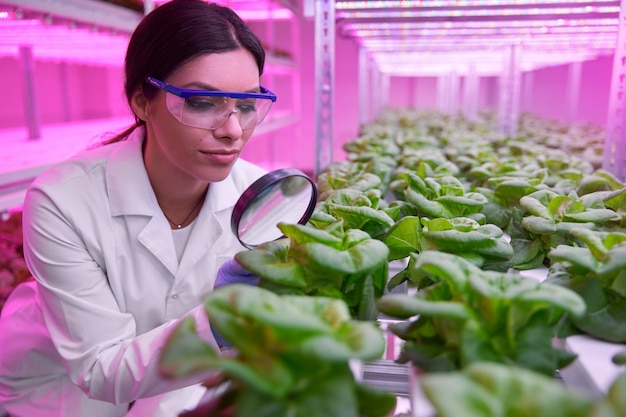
[231,168,318,249]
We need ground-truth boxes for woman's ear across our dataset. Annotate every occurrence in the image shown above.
[130,89,149,121]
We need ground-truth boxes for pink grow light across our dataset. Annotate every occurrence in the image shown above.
[341,17,619,30]
[336,5,620,19]
[336,0,620,8]
[0,14,128,66]
[151,0,294,20]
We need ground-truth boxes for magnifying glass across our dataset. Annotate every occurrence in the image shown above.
[231,168,318,249]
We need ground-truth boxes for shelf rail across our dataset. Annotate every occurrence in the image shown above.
[0,164,51,213]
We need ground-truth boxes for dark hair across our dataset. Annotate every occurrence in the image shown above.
[102,0,265,145]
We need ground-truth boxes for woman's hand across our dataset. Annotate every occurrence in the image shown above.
[214,259,258,289]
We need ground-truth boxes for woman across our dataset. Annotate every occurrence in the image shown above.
[0,1,273,415]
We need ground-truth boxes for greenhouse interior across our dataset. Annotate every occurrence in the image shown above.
[1,0,625,416]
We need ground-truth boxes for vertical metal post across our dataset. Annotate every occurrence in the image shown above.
[59,61,71,122]
[464,63,479,122]
[437,75,449,113]
[143,0,155,14]
[290,3,302,169]
[314,0,335,177]
[437,72,459,115]
[371,65,382,120]
[412,77,420,108]
[522,70,534,113]
[359,46,370,126]
[498,45,521,136]
[381,73,390,115]
[567,61,582,124]
[603,0,626,180]
[264,1,276,168]
[448,71,459,116]
[19,45,41,140]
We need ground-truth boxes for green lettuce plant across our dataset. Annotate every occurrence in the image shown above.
[395,149,460,178]
[159,285,396,417]
[312,188,396,240]
[390,171,488,222]
[471,167,546,231]
[0,211,33,311]
[418,217,513,271]
[510,189,621,270]
[521,189,621,231]
[316,162,381,195]
[383,216,514,289]
[546,227,626,342]
[377,251,586,376]
[577,169,626,196]
[576,170,626,228]
[234,221,389,321]
[421,362,626,417]
[342,130,402,163]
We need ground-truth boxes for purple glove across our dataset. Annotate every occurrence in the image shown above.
[211,259,258,348]
[214,259,259,289]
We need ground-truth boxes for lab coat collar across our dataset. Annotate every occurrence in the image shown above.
[106,128,240,217]
[104,128,241,277]
[106,129,159,218]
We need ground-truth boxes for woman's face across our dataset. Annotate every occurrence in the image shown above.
[141,49,262,184]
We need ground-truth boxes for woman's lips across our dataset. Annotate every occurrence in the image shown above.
[200,149,239,164]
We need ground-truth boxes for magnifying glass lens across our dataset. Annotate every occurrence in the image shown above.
[231,169,317,249]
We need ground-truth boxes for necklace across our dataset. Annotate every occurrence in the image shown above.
[162,194,205,229]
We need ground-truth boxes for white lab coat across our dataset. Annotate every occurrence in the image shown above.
[0,129,266,417]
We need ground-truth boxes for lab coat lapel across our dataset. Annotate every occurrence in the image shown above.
[106,131,179,277]
[176,176,240,279]
[137,217,178,277]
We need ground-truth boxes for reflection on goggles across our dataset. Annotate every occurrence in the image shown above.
[165,93,274,130]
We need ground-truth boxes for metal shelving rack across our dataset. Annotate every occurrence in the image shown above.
[0,0,303,212]
[330,0,624,178]
[1,0,143,31]
[312,0,335,177]
[0,0,143,212]
[243,0,303,171]
[603,0,626,180]
[310,2,626,412]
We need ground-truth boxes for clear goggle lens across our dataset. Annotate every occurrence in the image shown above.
[165,92,273,130]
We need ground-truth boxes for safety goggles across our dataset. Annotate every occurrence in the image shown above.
[145,77,276,130]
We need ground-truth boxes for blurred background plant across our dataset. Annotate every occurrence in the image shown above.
[0,211,33,312]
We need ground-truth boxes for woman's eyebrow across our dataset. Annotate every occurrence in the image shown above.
[181,82,261,93]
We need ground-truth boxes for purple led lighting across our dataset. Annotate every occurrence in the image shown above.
[0,0,296,66]
[371,50,603,75]
[0,19,42,27]
[0,18,129,66]
[373,50,603,61]
[152,0,294,20]
[337,5,619,18]
[342,17,618,30]
[346,24,617,36]
[361,35,617,50]
[235,9,293,20]
[338,0,619,76]
[336,0,620,9]
[361,29,617,41]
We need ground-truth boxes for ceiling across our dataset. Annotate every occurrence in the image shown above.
[334,0,621,76]
[0,0,297,65]
[0,0,620,74]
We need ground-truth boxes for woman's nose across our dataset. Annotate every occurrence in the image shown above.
[214,109,243,139]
